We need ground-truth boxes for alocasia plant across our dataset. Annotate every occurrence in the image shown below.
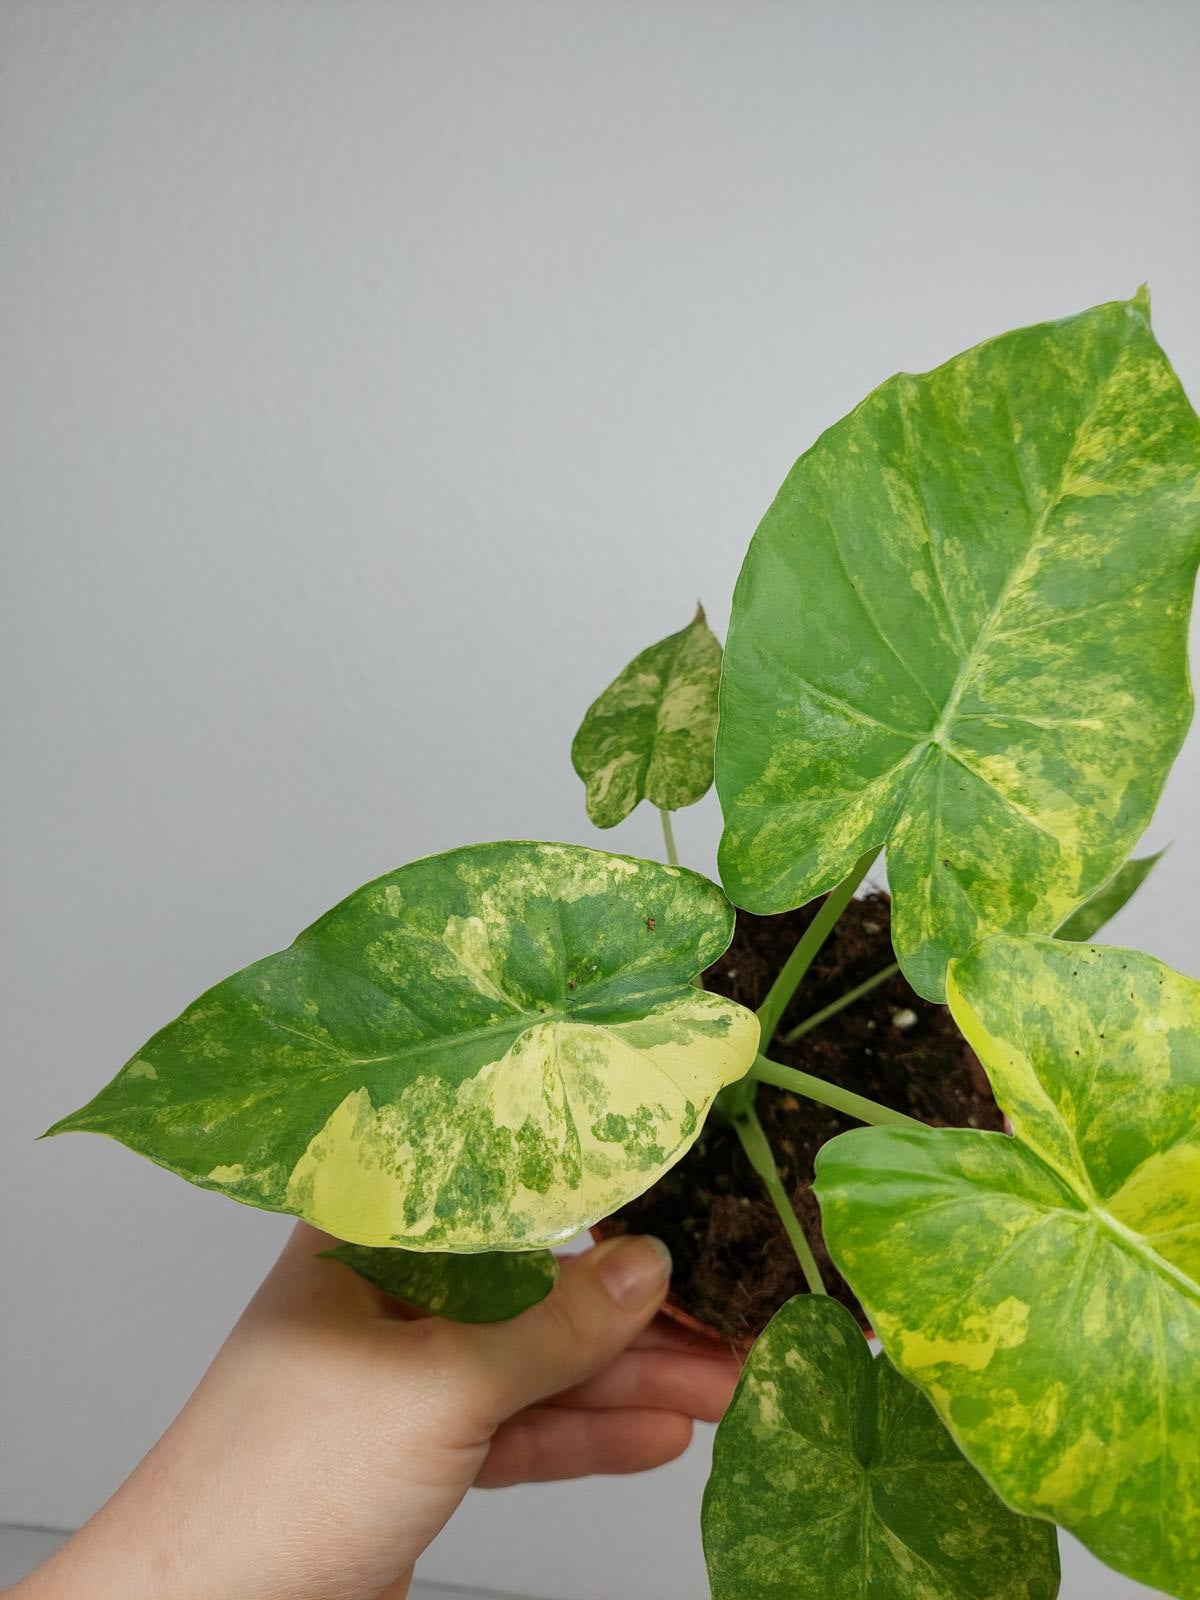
[53,293,1200,1598]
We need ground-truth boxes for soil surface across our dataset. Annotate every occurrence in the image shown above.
[603,890,1002,1344]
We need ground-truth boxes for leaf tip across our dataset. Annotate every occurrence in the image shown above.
[1131,282,1152,322]
[39,1111,80,1141]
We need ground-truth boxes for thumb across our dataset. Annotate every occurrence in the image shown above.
[449,1235,672,1425]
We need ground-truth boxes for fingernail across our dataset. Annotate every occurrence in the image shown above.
[597,1235,672,1310]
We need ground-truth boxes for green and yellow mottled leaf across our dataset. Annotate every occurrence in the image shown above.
[717,294,1200,999]
[322,1242,556,1321]
[50,842,758,1250]
[1055,850,1163,942]
[572,605,722,827]
[814,935,1200,1599]
[702,1295,1059,1600]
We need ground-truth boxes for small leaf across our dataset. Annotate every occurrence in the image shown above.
[1055,849,1163,941]
[572,605,722,827]
[323,1243,556,1322]
[702,1294,1060,1600]
[49,842,759,1250]
[717,295,1200,1000]
[815,935,1200,1599]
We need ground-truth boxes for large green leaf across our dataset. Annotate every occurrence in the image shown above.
[1055,850,1163,942]
[814,935,1200,1599]
[702,1294,1060,1600]
[323,1242,556,1321]
[572,605,722,827]
[717,293,1200,999]
[50,842,759,1250]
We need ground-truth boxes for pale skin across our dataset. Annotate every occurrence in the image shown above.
[11,1226,738,1600]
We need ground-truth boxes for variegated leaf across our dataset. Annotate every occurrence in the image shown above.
[814,935,1200,1600]
[717,293,1200,1000]
[702,1295,1060,1600]
[1055,850,1163,942]
[323,1242,556,1321]
[50,842,759,1250]
[572,605,722,827]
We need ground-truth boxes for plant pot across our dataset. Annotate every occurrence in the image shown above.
[589,1215,747,1352]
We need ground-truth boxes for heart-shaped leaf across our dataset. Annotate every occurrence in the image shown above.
[1055,850,1163,942]
[572,605,722,827]
[323,1242,556,1321]
[702,1294,1060,1600]
[815,935,1200,1599]
[50,842,759,1250]
[717,293,1200,999]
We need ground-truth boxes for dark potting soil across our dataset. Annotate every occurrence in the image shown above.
[603,890,1003,1344]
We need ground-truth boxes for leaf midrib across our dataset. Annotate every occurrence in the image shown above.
[881,1132,1200,1310]
[857,1469,1003,1600]
[997,1067,1200,1307]
[926,342,1129,746]
[855,345,1135,883]
[254,977,702,1075]
[644,618,713,805]
[949,1146,1200,1309]
[1090,1204,1200,1305]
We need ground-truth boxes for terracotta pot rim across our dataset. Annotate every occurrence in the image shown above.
[588,1218,877,1350]
[590,1219,747,1351]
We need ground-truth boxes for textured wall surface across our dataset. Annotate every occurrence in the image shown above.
[2,3,1196,1595]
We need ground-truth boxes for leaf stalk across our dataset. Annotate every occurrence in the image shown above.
[659,807,680,867]
[751,1054,925,1130]
[755,848,878,1044]
[731,1108,826,1296]
[780,962,900,1044]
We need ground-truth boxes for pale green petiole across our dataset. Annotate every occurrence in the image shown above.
[751,1054,924,1130]
[731,1108,825,1295]
[780,962,900,1045]
[659,807,680,867]
[755,848,878,1044]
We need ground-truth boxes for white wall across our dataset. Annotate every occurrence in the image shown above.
[2,2,1196,1595]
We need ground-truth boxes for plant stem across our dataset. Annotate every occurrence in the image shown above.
[780,962,900,1044]
[752,1054,925,1130]
[732,1109,825,1295]
[755,848,878,1045]
[712,1069,755,1121]
[659,807,679,867]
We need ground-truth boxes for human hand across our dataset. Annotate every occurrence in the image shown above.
[16,1224,738,1600]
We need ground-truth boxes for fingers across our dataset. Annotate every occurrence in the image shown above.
[475,1406,694,1488]
[629,1314,744,1361]
[549,1347,738,1423]
[443,1237,672,1424]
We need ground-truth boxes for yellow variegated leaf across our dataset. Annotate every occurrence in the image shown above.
[572,606,722,827]
[703,1295,1059,1600]
[50,843,759,1250]
[717,294,1200,999]
[815,935,1200,1599]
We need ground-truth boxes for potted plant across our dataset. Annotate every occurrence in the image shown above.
[51,291,1200,1599]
